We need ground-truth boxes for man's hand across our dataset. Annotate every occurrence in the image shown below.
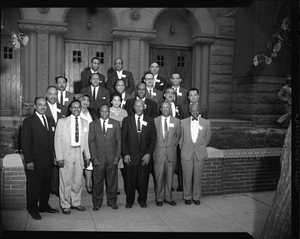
[124,155,131,165]
[57,160,64,168]
[141,154,150,165]
[113,157,119,165]
[26,162,34,170]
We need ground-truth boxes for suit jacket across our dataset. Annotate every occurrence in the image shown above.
[121,92,135,109]
[145,88,164,104]
[154,75,167,92]
[58,91,75,108]
[106,70,135,95]
[278,85,291,103]
[182,103,208,119]
[159,102,182,120]
[121,115,156,165]
[179,117,211,161]
[81,69,106,89]
[153,116,181,164]
[80,86,110,112]
[125,98,157,118]
[88,118,121,165]
[174,87,188,106]
[45,102,68,124]
[21,113,56,169]
[54,116,91,168]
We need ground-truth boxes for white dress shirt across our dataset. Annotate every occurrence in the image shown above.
[117,69,124,79]
[161,116,170,139]
[99,117,109,132]
[47,102,58,123]
[135,114,144,132]
[90,85,99,99]
[170,102,176,117]
[70,114,81,146]
[191,116,199,143]
[35,111,48,129]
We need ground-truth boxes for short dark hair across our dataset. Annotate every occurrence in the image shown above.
[171,72,181,78]
[187,87,199,96]
[55,76,68,84]
[141,72,154,83]
[89,72,101,80]
[110,91,123,105]
[114,58,123,64]
[114,79,126,89]
[91,57,100,63]
[69,99,81,110]
[46,85,58,92]
[34,96,46,105]
[99,104,110,112]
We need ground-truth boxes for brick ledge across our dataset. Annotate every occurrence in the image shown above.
[223,147,283,159]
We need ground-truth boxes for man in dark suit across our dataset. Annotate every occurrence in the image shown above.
[179,103,211,205]
[88,104,121,211]
[170,72,188,106]
[121,99,157,208]
[106,58,135,95]
[45,85,68,196]
[55,76,75,109]
[80,72,110,112]
[114,79,134,109]
[153,101,181,207]
[80,57,106,92]
[148,62,167,92]
[125,83,157,118]
[21,97,59,220]
[182,88,208,120]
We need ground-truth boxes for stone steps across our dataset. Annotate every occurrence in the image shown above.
[210,118,252,128]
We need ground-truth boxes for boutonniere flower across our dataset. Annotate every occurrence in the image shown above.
[175,107,179,113]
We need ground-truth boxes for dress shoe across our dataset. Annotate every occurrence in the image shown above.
[164,199,177,206]
[107,203,119,210]
[70,206,86,211]
[117,191,120,195]
[62,208,71,215]
[86,187,92,194]
[171,187,175,192]
[184,199,192,205]
[40,208,59,213]
[125,203,132,208]
[93,206,100,211]
[156,201,163,206]
[140,202,147,208]
[30,212,42,220]
[193,200,201,205]
[176,185,183,192]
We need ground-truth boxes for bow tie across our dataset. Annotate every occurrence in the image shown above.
[192,117,198,121]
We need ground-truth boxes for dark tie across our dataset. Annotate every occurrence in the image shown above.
[192,117,198,121]
[137,116,141,143]
[149,89,152,98]
[60,92,63,105]
[93,87,96,101]
[164,117,168,142]
[42,115,48,131]
[103,120,106,137]
[75,117,79,142]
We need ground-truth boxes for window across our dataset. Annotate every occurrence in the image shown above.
[96,52,104,64]
[3,46,13,59]
[157,55,164,67]
[177,56,184,67]
[72,51,81,63]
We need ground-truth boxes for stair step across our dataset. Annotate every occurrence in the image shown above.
[210,119,252,128]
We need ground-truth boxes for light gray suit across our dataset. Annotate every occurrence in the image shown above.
[179,116,211,200]
[153,115,181,202]
[54,116,91,209]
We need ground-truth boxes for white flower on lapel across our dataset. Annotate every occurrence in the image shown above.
[198,124,203,130]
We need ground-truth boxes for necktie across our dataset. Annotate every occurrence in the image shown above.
[149,89,152,98]
[164,118,168,142]
[103,120,106,136]
[42,115,48,131]
[93,87,96,101]
[60,92,63,105]
[75,117,79,142]
[137,116,141,143]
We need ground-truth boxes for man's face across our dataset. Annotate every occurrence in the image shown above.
[90,74,100,87]
[35,98,47,115]
[91,59,100,71]
[56,77,67,92]
[70,102,81,117]
[115,80,126,94]
[189,104,200,119]
[164,88,175,102]
[149,62,159,75]
[144,73,154,88]
[46,87,58,105]
[188,90,199,103]
[136,83,146,99]
[115,59,123,71]
[160,102,171,117]
[134,100,144,116]
[170,73,181,87]
[99,105,110,120]
[286,79,291,87]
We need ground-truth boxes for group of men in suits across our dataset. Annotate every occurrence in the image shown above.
[21,57,211,219]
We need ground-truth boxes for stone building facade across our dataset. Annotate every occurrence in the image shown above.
[0,2,293,126]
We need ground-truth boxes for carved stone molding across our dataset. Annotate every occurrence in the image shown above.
[191,36,215,45]
[111,29,156,41]
[19,23,67,34]
[38,8,49,13]
[130,8,141,20]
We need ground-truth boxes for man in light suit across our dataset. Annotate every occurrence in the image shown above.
[179,103,211,205]
[121,99,156,208]
[170,72,188,106]
[54,99,91,215]
[114,79,134,109]
[106,58,135,95]
[45,85,68,196]
[153,101,181,206]
[88,104,121,211]
[21,97,59,220]
[80,72,110,112]
[148,62,167,92]
[80,57,106,92]
[55,76,75,109]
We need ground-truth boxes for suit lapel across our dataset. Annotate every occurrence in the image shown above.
[66,117,72,142]
[34,113,48,134]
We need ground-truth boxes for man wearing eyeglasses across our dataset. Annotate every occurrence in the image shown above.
[170,72,188,106]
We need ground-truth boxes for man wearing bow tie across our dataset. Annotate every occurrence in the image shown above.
[80,72,110,112]
[179,103,211,206]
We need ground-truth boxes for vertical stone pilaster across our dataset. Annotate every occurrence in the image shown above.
[200,44,210,107]
[29,32,37,102]
[37,33,49,96]
[121,38,129,70]
[139,40,145,79]
[56,35,64,77]
[49,34,56,86]
[193,44,201,91]
[129,38,140,85]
